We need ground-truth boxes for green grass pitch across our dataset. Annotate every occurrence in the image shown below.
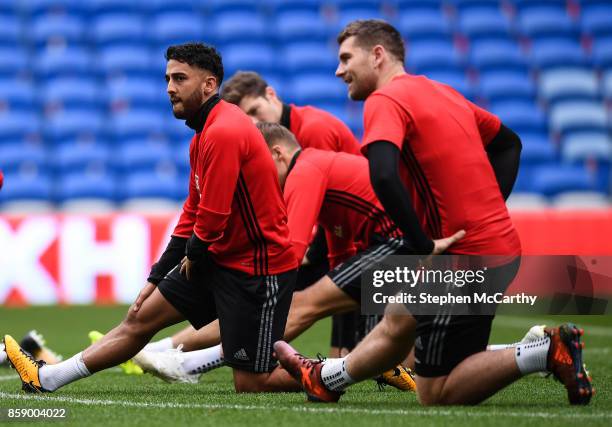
[0,306,610,426]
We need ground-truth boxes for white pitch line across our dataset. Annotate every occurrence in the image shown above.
[0,392,610,420]
[0,374,18,382]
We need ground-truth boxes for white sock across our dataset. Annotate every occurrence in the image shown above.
[514,336,551,375]
[180,345,224,375]
[39,352,91,391]
[0,343,6,364]
[320,357,355,391]
[143,337,174,353]
[488,343,517,351]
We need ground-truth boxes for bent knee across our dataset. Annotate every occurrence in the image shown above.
[381,315,413,340]
[121,310,155,339]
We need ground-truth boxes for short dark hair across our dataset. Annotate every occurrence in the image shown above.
[337,20,405,64]
[165,42,224,85]
[221,71,269,105]
[256,122,299,149]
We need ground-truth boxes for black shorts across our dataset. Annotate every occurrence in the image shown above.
[157,260,296,373]
[330,312,382,350]
[327,236,407,303]
[413,258,521,377]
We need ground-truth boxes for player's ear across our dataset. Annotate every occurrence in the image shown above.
[372,45,385,69]
[265,86,277,101]
[202,73,218,96]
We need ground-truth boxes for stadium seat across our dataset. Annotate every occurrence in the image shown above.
[0,78,36,111]
[519,132,557,165]
[603,70,612,100]
[213,12,267,43]
[426,70,475,99]
[580,4,612,38]
[538,69,599,104]
[0,48,28,77]
[274,10,330,42]
[529,164,598,196]
[0,111,40,140]
[506,192,550,210]
[207,0,261,15]
[561,132,612,163]
[109,109,166,141]
[398,9,452,41]
[115,141,173,173]
[55,171,117,203]
[34,46,93,78]
[23,0,88,17]
[530,39,588,70]
[337,8,385,29]
[53,142,110,174]
[0,14,21,48]
[43,110,103,141]
[106,76,167,110]
[469,39,528,72]
[490,100,547,133]
[450,0,504,11]
[97,45,152,76]
[165,117,194,143]
[290,74,346,105]
[91,13,147,46]
[150,12,206,46]
[479,70,535,103]
[0,142,47,174]
[549,101,608,135]
[517,6,578,39]
[283,42,338,74]
[30,14,85,47]
[512,0,567,13]
[593,37,612,70]
[146,0,198,14]
[222,43,276,75]
[89,0,145,15]
[121,169,183,201]
[41,77,102,110]
[272,0,323,14]
[458,7,511,40]
[407,40,463,74]
[552,191,611,209]
[0,171,53,203]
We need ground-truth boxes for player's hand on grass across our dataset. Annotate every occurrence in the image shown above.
[132,282,156,312]
[431,229,466,255]
[180,256,194,281]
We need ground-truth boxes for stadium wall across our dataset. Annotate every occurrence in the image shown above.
[1,211,611,306]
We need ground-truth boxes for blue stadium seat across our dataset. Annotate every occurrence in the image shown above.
[91,13,147,46]
[581,4,612,37]
[290,74,346,105]
[274,10,330,42]
[490,100,547,133]
[469,39,528,72]
[512,0,567,13]
[593,37,612,69]
[0,14,21,48]
[56,171,117,202]
[272,0,323,14]
[222,43,276,75]
[0,142,47,174]
[334,0,383,9]
[426,71,476,100]
[146,0,197,14]
[122,169,183,201]
[89,0,145,15]
[208,0,261,14]
[530,39,588,70]
[115,141,173,172]
[150,12,206,46]
[165,116,195,142]
[479,70,535,103]
[24,0,88,18]
[213,12,267,43]
[43,110,103,141]
[283,42,338,74]
[538,69,599,104]
[337,8,385,28]
[106,76,166,109]
[34,46,92,78]
[458,7,511,40]
[30,14,85,47]
[518,6,578,39]
[0,171,53,202]
[53,142,110,174]
[0,111,40,140]
[603,70,612,100]
[109,109,166,141]
[407,40,463,74]
[549,101,608,135]
[561,132,612,163]
[398,9,453,41]
[0,48,28,77]
[396,0,444,10]
[529,165,598,196]
[519,132,557,165]
[41,77,102,110]
[450,0,503,11]
[97,45,152,76]
[0,78,36,111]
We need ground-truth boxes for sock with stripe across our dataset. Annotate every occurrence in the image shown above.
[143,337,174,353]
[320,357,355,391]
[514,337,551,375]
[488,343,517,351]
[181,345,225,375]
[39,352,91,391]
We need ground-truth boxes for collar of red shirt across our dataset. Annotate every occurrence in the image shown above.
[185,94,221,133]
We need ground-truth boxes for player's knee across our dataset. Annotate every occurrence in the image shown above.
[381,315,413,340]
[121,309,154,339]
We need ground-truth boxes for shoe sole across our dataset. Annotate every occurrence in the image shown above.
[559,323,593,405]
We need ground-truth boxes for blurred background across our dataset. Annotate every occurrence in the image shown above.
[0,0,611,306]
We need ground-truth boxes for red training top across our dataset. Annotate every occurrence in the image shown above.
[361,74,521,256]
[173,100,297,276]
[284,148,401,268]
